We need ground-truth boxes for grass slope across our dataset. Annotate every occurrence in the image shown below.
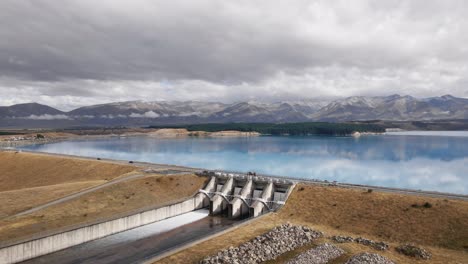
[0,174,207,242]
[0,151,136,191]
[0,181,104,218]
[157,184,468,264]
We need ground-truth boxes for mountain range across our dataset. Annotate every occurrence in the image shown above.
[1,95,467,128]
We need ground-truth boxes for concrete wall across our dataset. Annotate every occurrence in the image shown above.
[0,196,204,264]
[250,182,274,217]
[228,179,253,219]
[195,176,217,208]
[210,177,234,215]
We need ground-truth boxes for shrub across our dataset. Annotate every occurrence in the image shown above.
[396,244,431,259]
[411,202,433,209]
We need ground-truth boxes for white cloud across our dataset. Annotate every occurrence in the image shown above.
[129,111,160,118]
[21,114,71,120]
[0,0,467,109]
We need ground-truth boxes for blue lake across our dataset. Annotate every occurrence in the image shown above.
[21,132,468,194]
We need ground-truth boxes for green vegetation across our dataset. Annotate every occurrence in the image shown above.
[0,131,23,136]
[148,122,385,136]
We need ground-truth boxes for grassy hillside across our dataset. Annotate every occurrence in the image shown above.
[0,151,208,243]
[0,151,136,191]
[0,181,104,218]
[0,173,207,242]
[158,183,468,264]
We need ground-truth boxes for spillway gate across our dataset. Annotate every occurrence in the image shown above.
[195,171,295,218]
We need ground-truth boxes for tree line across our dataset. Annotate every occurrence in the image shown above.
[148,122,385,136]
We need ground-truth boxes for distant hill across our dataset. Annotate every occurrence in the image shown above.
[312,94,468,121]
[0,95,467,128]
[0,103,64,117]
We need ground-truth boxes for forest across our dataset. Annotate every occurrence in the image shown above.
[148,122,385,136]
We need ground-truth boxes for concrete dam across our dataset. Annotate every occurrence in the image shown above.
[0,171,294,264]
[197,171,294,218]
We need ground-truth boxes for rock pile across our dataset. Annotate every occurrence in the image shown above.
[331,235,354,243]
[331,236,389,251]
[286,243,344,264]
[354,237,389,251]
[396,244,431,259]
[345,253,395,264]
[200,224,323,264]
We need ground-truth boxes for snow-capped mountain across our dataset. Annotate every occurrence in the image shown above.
[313,94,468,121]
[0,95,467,128]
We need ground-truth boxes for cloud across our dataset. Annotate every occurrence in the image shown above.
[129,111,160,118]
[20,114,71,120]
[0,0,467,109]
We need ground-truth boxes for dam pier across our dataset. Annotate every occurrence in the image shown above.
[196,171,295,218]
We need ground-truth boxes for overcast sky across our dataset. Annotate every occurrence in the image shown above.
[1,0,467,110]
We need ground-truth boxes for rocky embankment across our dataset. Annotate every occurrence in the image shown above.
[200,224,323,264]
[332,235,389,251]
[286,243,344,264]
[0,137,59,148]
[200,225,404,264]
[0,132,76,148]
[345,253,395,264]
[197,221,414,264]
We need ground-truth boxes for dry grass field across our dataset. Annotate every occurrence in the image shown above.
[0,181,104,218]
[0,173,207,242]
[157,184,468,264]
[0,151,136,191]
[0,151,208,244]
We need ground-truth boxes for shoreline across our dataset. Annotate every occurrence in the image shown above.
[0,129,259,148]
[2,148,467,199]
[0,128,387,148]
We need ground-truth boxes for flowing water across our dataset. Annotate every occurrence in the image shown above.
[22,210,237,264]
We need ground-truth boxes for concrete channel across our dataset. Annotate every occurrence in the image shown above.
[20,210,238,264]
[0,170,295,264]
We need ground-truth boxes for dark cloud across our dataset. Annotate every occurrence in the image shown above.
[0,0,467,109]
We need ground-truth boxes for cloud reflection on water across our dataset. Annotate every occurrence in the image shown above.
[23,134,468,194]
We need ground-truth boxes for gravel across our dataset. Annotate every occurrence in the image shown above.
[332,235,354,243]
[345,253,396,264]
[200,224,323,264]
[331,235,389,251]
[286,243,344,264]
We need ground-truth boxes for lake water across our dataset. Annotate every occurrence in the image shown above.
[21,132,468,195]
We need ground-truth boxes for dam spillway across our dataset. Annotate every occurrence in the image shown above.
[0,170,294,264]
[195,171,295,218]
[19,210,238,264]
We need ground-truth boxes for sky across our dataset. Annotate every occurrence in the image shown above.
[1,0,468,110]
